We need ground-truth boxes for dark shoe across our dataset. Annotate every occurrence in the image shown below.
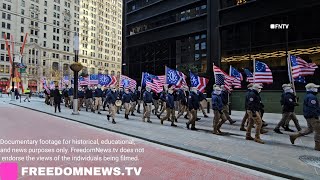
[98,112,102,114]
[112,120,116,124]
[131,113,135,116]
[171,123,177,127]
[246,136,254,140]
[254,138,265,144]
[125,114,129,119]
[107,115,110,121]
[147,120,152,123]
[103,109,106,111]
[175,118,178,122]
[160,120,163,125]
[157,115,160,119]
[137,111,141,114]
[186,123,190,129]
[273,128,283,134]
[229,120,236,125]
[284,127,294,132]
[117,111,120,114]
[262,123,268,127]
[260,129,268,134]
[290,134,300,144]
[204,115,209,118]
[86,108,88,112]
[240,127,246,131]
[196,118,201,121]
[190,127,198,131]
[184,115,189,119]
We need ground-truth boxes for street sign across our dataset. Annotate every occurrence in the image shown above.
[19,68,26,73]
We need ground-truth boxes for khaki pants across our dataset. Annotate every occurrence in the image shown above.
[124,102,131,115]
[153,99,160,114]
[222,105,232,121]
[130,102,136,114]
[159,102,167,116]
[69,96,74,108]
[50,97,54,106]
[188,109,197,128]
[95,97,102,112]
[298,118,320,142]
[78,98,84,110]
[175,101,181,112]
[137,100,142,112]
[109,104,116,120]
[241,112,249,128]
[246,110,262,139]
[143,103,152,121]
[177,104,188,119]
[276,112,301,130]
[64,97,69,107]
[199,100,207,116]
[24,95,30,101]
[85,98,93,111]
[160,108,175,122]
[213,110,228,132]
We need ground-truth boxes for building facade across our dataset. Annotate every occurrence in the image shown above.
[123,0,320,92]
[0,0,122,93]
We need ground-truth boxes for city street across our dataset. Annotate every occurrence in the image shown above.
[0,97,281,180]
[2,96,320,179]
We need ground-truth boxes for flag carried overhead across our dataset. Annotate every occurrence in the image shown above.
[254,61,273,84]
[98,74,117,86]
[289,55,318,78]
[213,65,234,91]
[141,72,158,87]
[89,74,99,85]
[165,67,184,86]
[229,66,243,88]
[190,71,208,93]
[120,75,137,90]
[243,68,254,83]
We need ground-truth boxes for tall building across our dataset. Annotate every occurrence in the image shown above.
[123,0,320,91]
[0,0,122,92]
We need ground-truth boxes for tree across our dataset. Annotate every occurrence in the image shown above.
[177,63,199,76]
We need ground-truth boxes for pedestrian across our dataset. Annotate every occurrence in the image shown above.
[122,88,132,119]
[52,85,62,113]
[240,83,253,131]
[0,87,2,97]
[198,90,209,118]
[157,86,168,119]
[176,86,189,120]
[245,84,265,144]
[136,86,142,113]
[106,85,117,124]
[130,87,138,116]
[78,87,85,111]
[221,85,236,124]
[160,86,177,127]
[142,86,153,123]
[289,83,320,151]
[186,87,200,130]
[85,86,94,112]
[94,84,103,114]
[274,84,301,134]
[23,88,31,102]
[152,91,160,115]
[212,85,228,135]
[14,88,19,100]
[50,88,55,106]
[62,87,69,107]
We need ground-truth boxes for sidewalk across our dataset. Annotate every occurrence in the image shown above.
[7,97,320,179]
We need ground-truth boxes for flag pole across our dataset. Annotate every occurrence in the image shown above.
[141,72,144,88]
[213,63,216,85]
[287,54,297,97]
[253,58,256,84]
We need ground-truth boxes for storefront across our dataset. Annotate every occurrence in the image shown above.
[28,80,37,92]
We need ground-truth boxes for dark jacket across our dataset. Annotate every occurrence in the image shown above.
[246,90,261,113]
[78,90,84,98]
[122,92,131,103]
[53,89,62,103]
[244,89,252,110]
[211,92,223,111]
[143,91,153,103]
[221,90,229,105]
[107,91,117,105]
[85,88,93,98]
[198,91,207,101]
[282,92,297,113]
[94,88,103,97]
[160,91,167,101]
[68,88,74,96]
[137,90,142,100]
[188,91,200,110]
[131,90,138,101]
[166,93,174,109]
[303,91,320,119]
[152,92,160,100]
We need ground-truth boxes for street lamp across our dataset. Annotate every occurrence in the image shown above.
[70,32,83,115]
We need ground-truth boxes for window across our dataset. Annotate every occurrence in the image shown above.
[44,25,47,30]
[0,44,4,50]
[195,44,200,50]
[201,42,206,50]
[44,33,46,38]
[21,9,25,15]
[21,18,24,24]
[2,13,5,19]
[44,9,47,14]
[43,41,46,47]
[8,5,11,11]
[20,36,24,42]
[7,24,10,29]
[1,22,5,28]
[44,1,47,6]
[3,4,6,9]
[7,14,10,20]
[44,17,47,22]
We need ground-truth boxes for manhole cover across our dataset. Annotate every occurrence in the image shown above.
[299,155,320,168]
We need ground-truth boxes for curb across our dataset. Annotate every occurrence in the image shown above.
[10,103,302,180]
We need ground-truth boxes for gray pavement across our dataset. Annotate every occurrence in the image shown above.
[3,96,320,179]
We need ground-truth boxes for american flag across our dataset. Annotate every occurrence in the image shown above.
[244,68,254,83]
[190,71,208,93]
[289,55,318,78]
[146,79,163,93]
[255,61,273,84]
[120,75,137,90]
[89,74,99,85]
[177,71,187,87]
[79,76,89,86]
[157,75,166,84]
[49,81,55,89]
[229,66,242,88]
[213,65,234,91]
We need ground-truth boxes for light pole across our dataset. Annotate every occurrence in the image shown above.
[70,33,82,115]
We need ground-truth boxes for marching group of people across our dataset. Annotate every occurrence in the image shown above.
[42,81,320,151]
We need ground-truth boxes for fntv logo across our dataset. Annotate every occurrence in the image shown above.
[0,163,18,180]
[270,24,289,30]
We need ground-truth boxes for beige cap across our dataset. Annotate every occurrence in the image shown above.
[213,86,222,91]
[110,85,115,89]
[247,83,254,88]
[282,84,292,89]
[252,84,263,89]
[305,83,320,89]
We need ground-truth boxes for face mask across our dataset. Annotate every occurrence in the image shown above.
[257,89,262,93]
[214,90,222,95]
[112,89,116,92]
[168,90,173,94]
[311,88,318,93]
